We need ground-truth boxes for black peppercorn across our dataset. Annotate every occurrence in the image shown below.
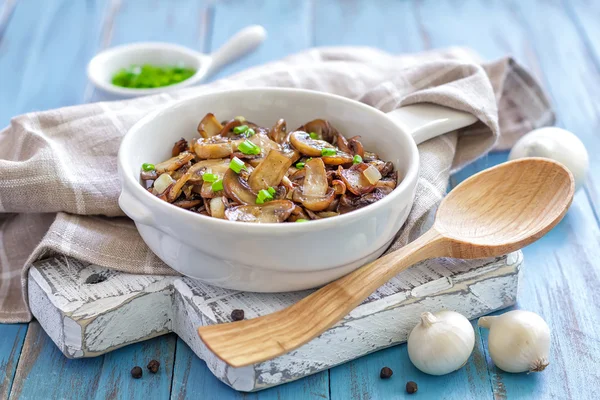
[231,309,245,321]
[406,381,418,394]
[131,366,143,379]
[147,359,160,373]
[379,366,393,379]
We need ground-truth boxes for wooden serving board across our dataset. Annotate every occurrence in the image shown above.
[28,252,522,392]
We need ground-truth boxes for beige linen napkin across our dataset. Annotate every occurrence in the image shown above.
[0,47,553,323]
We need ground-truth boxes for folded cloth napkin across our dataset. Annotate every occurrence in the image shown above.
[0,47,553,323]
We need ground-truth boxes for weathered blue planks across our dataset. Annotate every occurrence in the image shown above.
[1,0,600,399]
[170,338,330,399]
[0,0,106,127]
[92,334,177,400]
[0,323,27,399]
[9,322,105,399]
[208,0,312,81]
[329,321,492,399]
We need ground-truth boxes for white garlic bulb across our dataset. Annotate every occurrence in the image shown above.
[407,311,475,375]
[478,310,550,373]
[509,127,588,190]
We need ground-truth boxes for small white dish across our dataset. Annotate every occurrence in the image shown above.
[118,88,476,292]
[87,25,267,98]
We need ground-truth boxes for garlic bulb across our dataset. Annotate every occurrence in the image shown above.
[407,311,475,375]
[478,310,550,373]
[509,127,588,191]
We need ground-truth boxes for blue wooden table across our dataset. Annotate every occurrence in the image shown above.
[1,0,599,398]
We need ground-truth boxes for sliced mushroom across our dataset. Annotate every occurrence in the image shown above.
[336,133,351,153]
[293,187,335,211]
[337,188,390,214]
[269,118,287,144]
[187,159,229,184]
[287,204,310,222]
[375,178,397,191]
[248,132,281,156]
[362,151,380,162]
[155,152,195,173]
[297,119,339,143]
[194,139,233,159]
[347,136,365,158]
[281,142,301,164]
[210,197,226,219]
[248,150,293,192]
[140,170,158,181]
[321,150,353,166]
[289,131,335,157]
[172,138,189,157]
[316,211,339,219]
[219,118,243,137]
[332,179,346,195]
[197,113,224,138]
[338,164,376,195]
[173,199,202,209]
[223,168,257,205]
[303,158,328,197]
[225,200,295,223]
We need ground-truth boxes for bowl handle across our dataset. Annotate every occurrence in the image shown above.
[119,191,156,227]
[386,104,477,145]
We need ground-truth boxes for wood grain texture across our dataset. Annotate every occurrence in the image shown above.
[329,321,491,400]
[170,339,330,400]
[207,0,312,81]
[0,0,106,127]
[0,323,27,399]
[1,0,600,398]
[198,159,573,368]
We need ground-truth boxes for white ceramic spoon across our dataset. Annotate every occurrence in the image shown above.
[87,25,267,98]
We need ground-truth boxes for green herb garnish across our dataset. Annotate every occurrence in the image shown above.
[353,155,363,164]
[256,189,274,204]
[295,219,309,222]
[229,157,247,174]
[112,64,196,89]
[321,148,336,157]
[295,162,305,169]
[246,128,256,137]
[202,173,218,183]
[142,163,155,171]
[309,132,318,140]
[233,125,249,134]
[238,139,261,155]
[267,187,276,196]
[211,179,223,192]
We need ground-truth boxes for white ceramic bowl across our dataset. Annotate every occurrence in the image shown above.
[87,25,266,98]
[118,88,476,292]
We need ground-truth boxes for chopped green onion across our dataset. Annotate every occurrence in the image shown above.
[229,157,247,174]
[267,187,276,196]
[257,189,274,204]
[309,132,318,140]
[321,148,336,157]
[211,179,223,192]
[233,125,249,134]
[246,128,256,137]
[353,155,363,164]
[142,163,155,171]
[295,162,305,169]
[238,139,261,155]
[295,219,309,223]
[202,173,218,182]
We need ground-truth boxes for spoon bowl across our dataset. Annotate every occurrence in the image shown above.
[198,158,575,367]
[436,157,574,255]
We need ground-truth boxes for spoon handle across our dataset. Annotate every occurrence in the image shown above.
[205,25,267,78]
[198,229,446,367]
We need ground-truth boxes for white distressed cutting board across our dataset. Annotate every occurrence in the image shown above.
[28,252,522,392]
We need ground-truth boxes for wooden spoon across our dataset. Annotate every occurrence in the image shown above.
[198,158,574,367]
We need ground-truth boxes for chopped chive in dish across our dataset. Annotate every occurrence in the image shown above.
[141,114,398,222]
[112,64,196,89]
